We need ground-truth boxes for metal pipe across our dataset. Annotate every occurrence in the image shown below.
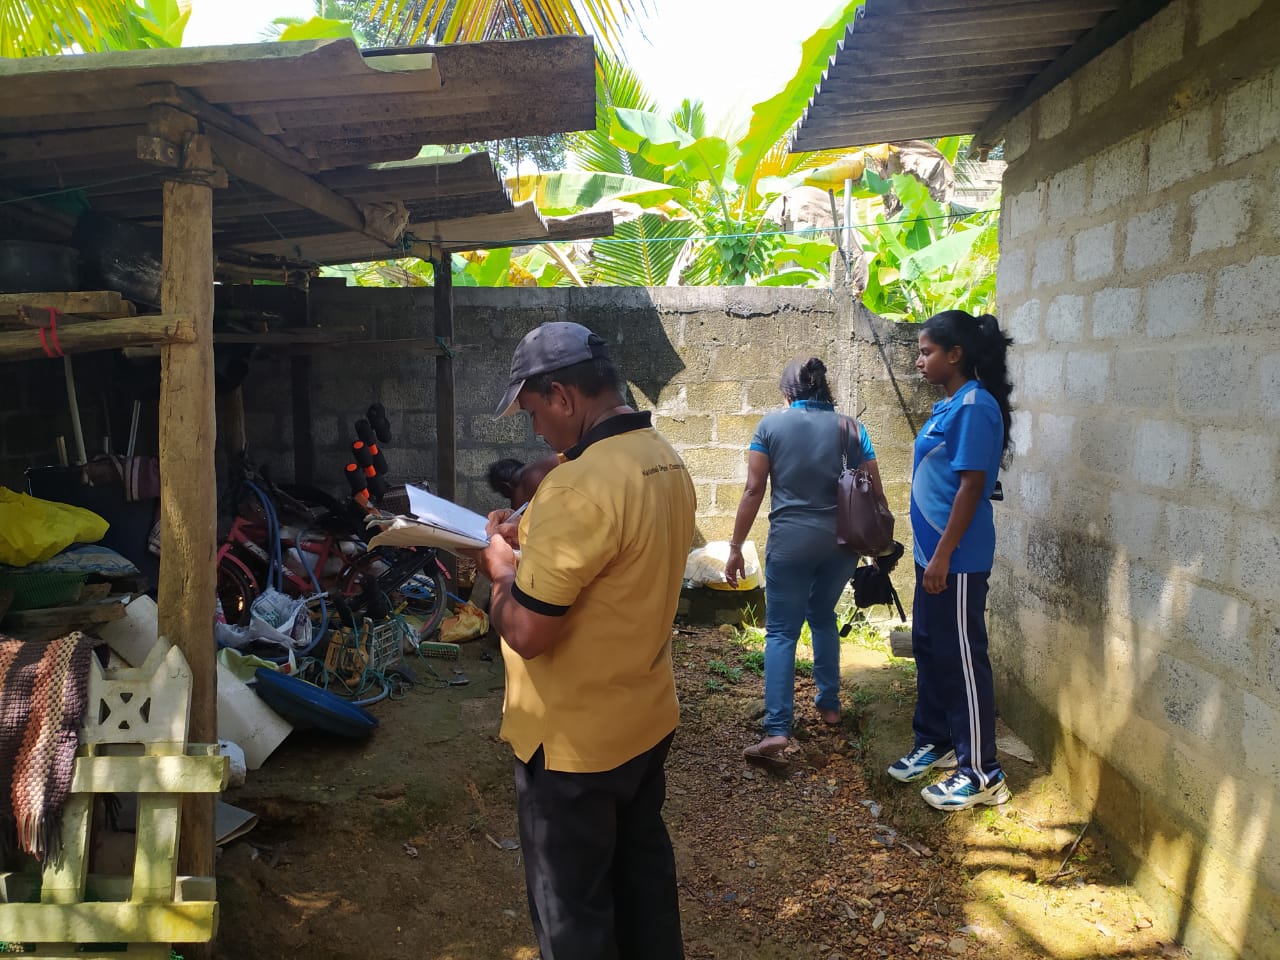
[843,177,854,260]
[63,355,87,464]
[127,399,141,458]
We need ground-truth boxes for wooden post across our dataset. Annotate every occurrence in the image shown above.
[432,255,455,504]
[290,354,314,486]
[218,385,247,467]
[153,120,219,906]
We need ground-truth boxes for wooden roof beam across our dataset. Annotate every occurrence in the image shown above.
[856,3,1117,37]
[139,94,410,248]
[973,0,1174,152]
[141,82,320,175]
[139,106,408,248]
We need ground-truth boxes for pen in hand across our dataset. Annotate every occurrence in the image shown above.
[509,500,529,521]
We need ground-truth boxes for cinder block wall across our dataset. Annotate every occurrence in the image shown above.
[239,285,932,591]
[992,1,1280,956]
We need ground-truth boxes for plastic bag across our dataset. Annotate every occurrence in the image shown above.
[0,486,109,567]
[684,540,763,591]
[440,602,489,643]
[216,589,313,656]
[249,588,314,651]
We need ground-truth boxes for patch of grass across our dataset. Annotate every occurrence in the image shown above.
[729,622,765,650]
[837,603,889,651]
[795,658,813,677]
[742,650,765,676]
[707,659,742,683]
[705,678,725,693]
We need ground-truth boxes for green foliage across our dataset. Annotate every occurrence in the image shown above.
[856,165,1000,323]
[742,649,765,676]
[315,6,999,301]
[362,0,642,54]
[277,16,357,40]
[0,0,188,57]
[836,605,887,651]
[707,659,743,683]
[734,0,866,200]
[795,658,814,678]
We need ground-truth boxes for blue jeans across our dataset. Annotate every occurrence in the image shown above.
[762,538,859,738]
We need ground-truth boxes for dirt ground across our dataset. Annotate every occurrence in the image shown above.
[214,621,1189,960]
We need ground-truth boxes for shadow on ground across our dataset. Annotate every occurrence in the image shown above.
[212,625,1187,959]
[834,634,1190,960]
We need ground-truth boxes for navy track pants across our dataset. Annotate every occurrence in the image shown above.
[911,565,1003,788]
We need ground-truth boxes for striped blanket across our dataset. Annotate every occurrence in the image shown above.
[0,631,95,861]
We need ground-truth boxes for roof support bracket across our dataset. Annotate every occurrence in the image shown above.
[139,107,227,188]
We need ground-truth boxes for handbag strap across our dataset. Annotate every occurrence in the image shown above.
[838,415,860,471]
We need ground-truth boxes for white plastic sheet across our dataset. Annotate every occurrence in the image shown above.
[684,540,763,591]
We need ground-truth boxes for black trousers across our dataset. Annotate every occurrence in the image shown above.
[911,565,1002,787]
[513,731,684,960]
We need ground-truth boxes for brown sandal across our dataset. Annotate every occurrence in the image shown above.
[743,740,790,770]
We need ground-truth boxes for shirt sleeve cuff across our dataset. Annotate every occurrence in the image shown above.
[512,582,571,617]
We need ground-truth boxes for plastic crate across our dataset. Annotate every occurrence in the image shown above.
[0,569,87,610]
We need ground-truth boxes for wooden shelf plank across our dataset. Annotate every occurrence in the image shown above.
[69,755,228,796]
[0,313,193,362]
[0,873,216,905]
[0,900,217,943]
[0,291,132,319]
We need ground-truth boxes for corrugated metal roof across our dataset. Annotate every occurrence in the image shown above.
[792,0,1161,153]
[0,37,609,268]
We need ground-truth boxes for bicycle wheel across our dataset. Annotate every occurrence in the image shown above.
[403,566,449,640]
[217,556,258,627]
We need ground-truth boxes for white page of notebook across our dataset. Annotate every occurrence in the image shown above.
[405,483,491,544]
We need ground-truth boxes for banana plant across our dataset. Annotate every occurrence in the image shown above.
[502,2,872,286]
[856,171,999,322]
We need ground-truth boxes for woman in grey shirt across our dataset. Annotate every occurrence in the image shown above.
[726,357,886,767]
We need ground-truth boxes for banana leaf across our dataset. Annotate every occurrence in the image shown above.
[734,0,867,189]
[674,136,730,187]
[506,171,690,216]
[279,16,356,41]
[899,225,987,281]
[610,108,695,166]
[757,268,826,287]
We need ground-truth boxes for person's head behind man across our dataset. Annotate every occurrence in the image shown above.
[495,322,627,453]
[486,453,562,509]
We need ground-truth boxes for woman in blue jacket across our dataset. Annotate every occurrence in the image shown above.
[888,310,1015,811]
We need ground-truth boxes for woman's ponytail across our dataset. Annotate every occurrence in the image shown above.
[971,314,1014,459]
[921,310,1015,459]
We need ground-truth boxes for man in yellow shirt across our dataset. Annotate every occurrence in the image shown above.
[472,322,696,960]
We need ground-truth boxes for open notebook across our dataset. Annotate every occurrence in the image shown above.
[365,484,490,554]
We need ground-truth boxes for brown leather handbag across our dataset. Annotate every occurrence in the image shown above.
[836,416,895,556]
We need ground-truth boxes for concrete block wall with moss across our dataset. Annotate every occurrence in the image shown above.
[238,284,934,604]
[991,1,1280,956]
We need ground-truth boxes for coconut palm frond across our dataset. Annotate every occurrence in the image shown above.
[366,0,643,53]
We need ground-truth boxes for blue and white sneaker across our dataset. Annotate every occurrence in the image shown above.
[887,744,958,782]
[920,772,1011,811]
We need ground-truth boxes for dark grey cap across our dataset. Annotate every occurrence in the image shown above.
[494,322,610,417]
